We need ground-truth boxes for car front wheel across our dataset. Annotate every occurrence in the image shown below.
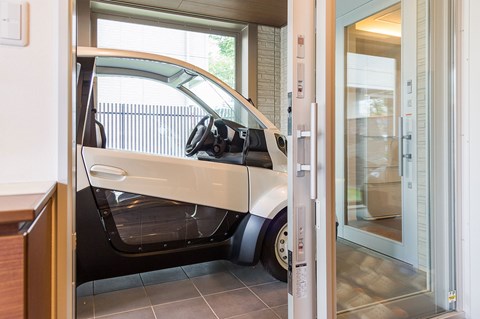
[261,209,288,282]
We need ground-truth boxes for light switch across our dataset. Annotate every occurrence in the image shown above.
[0,2,21,40]
[0,0,28,46]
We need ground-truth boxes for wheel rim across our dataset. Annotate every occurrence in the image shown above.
[274,223,288,270]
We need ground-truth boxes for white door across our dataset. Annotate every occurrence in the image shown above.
[287,0,337,318]
[287,0,321,318]
[334,0,420,266]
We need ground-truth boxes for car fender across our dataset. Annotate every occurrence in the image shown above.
[248,167,287,219]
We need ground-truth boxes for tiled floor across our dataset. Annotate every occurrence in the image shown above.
[77,239,428,319]
[77,260,287,319]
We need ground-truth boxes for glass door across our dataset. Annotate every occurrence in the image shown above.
[332,0,457,317]
[336,0,418,264]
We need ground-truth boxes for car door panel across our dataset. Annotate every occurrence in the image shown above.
[82,146,249,213]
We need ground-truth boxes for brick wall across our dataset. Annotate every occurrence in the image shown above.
[257,25,286,133]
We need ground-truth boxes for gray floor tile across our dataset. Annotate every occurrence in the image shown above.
[271,305,288,319]
[76,295,94,319]
[228,263,276,286]
[182,260,228,278]
[145,279,200,306]
[226,308,281,319]
[94,287,151,317]
[191,271,245,295]
[250,282,287,307]
[96,307,156,319]
[94,274,143,295]
[76,243,431,318]
[77,281,93,297]
[153,297,217,319]
[140,267,187,286]
[204,288,266,318]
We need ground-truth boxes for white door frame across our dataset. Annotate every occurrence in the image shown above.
[315,0,337,318]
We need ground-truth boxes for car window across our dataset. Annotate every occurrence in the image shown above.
[94,75,208,158]
[184,75,264,129]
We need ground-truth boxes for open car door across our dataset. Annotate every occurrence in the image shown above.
[77,53,249,256]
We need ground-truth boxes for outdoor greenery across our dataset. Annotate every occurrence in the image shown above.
[208,35,236,88]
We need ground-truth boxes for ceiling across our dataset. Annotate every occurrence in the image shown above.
[94,0,288,27]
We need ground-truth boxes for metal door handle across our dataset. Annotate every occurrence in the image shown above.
[398,116,412,177]
[310,102,317,200]
[295,103,318,200]
[399,117,403,176]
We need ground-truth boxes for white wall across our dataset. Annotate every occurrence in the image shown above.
[461,0,480,317]
[0,0,62,183]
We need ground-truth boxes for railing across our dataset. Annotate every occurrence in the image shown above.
[96,103,205,157]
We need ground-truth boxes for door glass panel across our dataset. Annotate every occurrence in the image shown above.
[335,0,456,317]
[92,188,245,253]
[345,3,402,241]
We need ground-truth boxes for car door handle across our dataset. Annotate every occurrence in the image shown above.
[90,165,127,180]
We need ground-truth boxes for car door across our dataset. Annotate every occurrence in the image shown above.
[79,55,249,253]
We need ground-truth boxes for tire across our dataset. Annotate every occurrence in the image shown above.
[261,209,288,282]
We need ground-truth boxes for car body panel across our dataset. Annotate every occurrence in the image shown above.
[248,166,288,219]
[82,146,249,212]
[264,129,288,173]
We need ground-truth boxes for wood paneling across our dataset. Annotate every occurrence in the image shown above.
[101,0,287,27]
[179,0,287,26]
[0,235,25,319]
[123,0,183,10]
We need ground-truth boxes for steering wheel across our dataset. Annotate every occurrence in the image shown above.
[185,115,214,157]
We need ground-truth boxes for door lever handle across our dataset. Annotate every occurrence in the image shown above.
[310,102,318,200]
[90,165,127,180]
[295,103,318,200]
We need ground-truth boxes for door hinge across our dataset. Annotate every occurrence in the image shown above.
[448,290,457,303]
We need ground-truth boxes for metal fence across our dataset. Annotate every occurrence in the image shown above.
[96,103,206,157]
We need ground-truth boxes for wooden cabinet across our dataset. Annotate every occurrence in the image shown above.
[0,234,24,318]
[0,185,55,319]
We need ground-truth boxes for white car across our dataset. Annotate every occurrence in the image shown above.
[76,47,288,284]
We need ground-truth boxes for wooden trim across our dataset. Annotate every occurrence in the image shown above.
[0,184,56,225]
